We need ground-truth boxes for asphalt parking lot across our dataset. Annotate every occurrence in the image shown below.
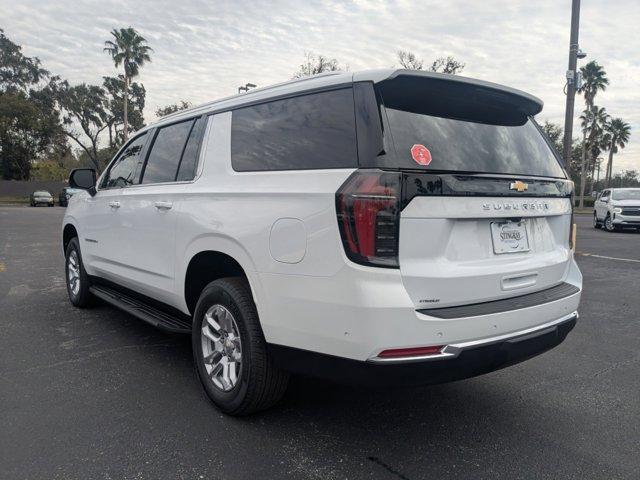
[1,206,638,480]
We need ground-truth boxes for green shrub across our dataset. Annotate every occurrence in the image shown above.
[575,198,595,207]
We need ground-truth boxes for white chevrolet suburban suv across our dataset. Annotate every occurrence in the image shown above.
[62,70,582,415]
[593,188,640,231]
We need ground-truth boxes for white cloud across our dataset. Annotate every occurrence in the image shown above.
[2,0,638,172]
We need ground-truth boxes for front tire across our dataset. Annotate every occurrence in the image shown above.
[604,213,617,232]
[65,237,93,307]
[192,277,289,416]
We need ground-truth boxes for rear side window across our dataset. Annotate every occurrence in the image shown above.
[176,117,205,181]
[364,78,565,178]
[142,119,194,184]
[231,88,357,171]
[103,133,148,188]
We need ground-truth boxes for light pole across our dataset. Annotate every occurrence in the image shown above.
[562,0,585,174]
[238,82,257,94]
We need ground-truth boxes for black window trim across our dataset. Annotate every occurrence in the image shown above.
[228,85,358,173]
[99,131,152,190]
[135,114,208,187]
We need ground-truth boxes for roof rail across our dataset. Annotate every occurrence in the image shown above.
[158,71,345,122]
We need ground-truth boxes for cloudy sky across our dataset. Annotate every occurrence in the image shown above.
[3,0,639,172]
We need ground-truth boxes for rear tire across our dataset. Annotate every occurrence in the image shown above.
[192,277,289,416]
[593,212,601,229]
[64,237,93,308]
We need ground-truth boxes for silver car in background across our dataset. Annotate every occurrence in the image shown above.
[594,188,640,232]
[29,190,54,207]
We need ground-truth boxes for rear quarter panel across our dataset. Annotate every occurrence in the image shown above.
[174,112,355,320]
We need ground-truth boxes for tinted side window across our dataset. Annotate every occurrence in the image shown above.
[103,133,148,188]
[142,120,194,184]
[176,117,205,181]
[231,88,357,171]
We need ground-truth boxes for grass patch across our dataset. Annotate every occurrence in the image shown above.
[0,196,30,205]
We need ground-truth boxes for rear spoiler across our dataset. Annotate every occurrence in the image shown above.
[375,69,543,125]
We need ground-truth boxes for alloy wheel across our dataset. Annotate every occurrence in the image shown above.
[201,304,243,392]
[605,215,615,231]
[67,250,81,296]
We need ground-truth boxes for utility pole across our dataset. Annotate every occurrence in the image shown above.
[562,0,582,174]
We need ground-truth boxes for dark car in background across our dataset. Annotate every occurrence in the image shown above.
[30,191,54,207]
[58,187,83,207]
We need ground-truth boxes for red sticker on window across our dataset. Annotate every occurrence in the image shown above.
[411,144,432,166]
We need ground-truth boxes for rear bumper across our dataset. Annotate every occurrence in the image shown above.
[269,312,577,386]
[258,257,582,362]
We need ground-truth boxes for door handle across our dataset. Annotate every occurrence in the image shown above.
[108,201,120,209]
[154,201,173,210]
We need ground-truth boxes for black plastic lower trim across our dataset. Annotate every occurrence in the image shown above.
[418,282,580,319]
[268,315,576,387]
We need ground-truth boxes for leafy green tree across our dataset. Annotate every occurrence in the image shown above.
[56,81,109,172]
[540,121,564,153]
[578,106,608,207]
[155,100,192,118]
[0,29,47,89]
[0,29,63,179]
[293,52,343,78]
[603,118,631,187]
[30,158,69,181]
[102,75,146,147]
[77,146,119,172]
[103,27,152,141]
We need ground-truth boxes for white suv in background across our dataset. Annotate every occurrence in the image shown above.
[62,70,582,415]
[594,188,640,232]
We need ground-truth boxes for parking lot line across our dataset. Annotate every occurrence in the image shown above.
[576,251,640,264]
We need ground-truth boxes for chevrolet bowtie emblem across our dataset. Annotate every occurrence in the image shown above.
[510,181,528,192]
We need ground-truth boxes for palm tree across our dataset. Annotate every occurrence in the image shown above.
[577,61,609,110]
[104,27,152,141]
[603,118,631,187]
[578,106,608,208]
[576,61,609,208]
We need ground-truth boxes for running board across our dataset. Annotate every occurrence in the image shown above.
[89,285,192,333]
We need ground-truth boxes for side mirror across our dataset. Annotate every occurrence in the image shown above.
[69,168,97,196]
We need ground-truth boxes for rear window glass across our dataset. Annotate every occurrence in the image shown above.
[231,88,357,171]
[374,81,565,178]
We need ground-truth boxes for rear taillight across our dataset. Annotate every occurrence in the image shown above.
[336,170,401,268]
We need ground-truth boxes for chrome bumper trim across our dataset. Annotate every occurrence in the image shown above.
[368,311,578,364]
